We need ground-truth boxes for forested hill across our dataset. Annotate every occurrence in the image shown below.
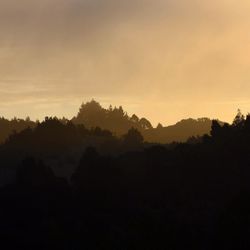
[1,109,250,249]
[143,118,220,143]
[0,100,222,144]
[71,100,154,135]
[0,117,36,144]
[72,100,221,143]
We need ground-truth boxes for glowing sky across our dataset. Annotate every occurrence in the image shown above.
[0,0,250,125]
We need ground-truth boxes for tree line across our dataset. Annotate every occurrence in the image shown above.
[0,110,250,249]
[0,99,217,145]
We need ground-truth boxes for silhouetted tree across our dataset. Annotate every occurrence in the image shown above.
[211,120,223,138]
[139,118,153,130]
[233,109,245,128]
[122,127,143,150]
[74,99,106,128]
[157,123,163,129]
[130,114,140,123]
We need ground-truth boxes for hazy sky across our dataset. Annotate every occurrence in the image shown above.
[0,0,250,126]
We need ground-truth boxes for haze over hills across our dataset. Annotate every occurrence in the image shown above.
[143,118,218,143]
[0,99,223,144]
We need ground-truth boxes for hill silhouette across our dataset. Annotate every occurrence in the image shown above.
[0,99,222,144]
[72,99,153,135]
[144,118,224,143]
[0,117,36,143]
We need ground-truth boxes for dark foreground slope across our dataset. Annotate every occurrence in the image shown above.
[0,111,250,249]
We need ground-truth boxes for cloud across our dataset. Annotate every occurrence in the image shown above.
[0,0,250,124]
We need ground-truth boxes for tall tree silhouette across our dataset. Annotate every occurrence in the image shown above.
[122,127,144,150]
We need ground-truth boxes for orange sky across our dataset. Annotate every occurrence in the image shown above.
[0,0,250,126]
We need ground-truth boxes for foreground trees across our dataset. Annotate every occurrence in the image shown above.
[1,110,250,249]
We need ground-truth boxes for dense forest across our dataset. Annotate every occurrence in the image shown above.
[0,107,249,249]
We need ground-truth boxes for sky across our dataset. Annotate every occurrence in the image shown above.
[0,0,250,126]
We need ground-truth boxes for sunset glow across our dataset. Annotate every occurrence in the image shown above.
[0,0,250,125]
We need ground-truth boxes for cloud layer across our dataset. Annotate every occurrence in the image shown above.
[0,0,250,124]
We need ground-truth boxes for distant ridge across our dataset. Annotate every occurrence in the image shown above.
[143,118,224,143]
[0,100,224,144]
[72,100,223,143]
